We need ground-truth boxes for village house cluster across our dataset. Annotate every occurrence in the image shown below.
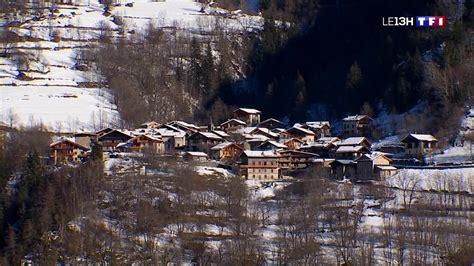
[49,108,439,181]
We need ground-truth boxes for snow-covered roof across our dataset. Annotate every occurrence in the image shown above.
[343,114,373,121]
[234,108,261,114]
[50,138,89,150]
[252,127,279,138]
[317,137,341,144]
[212,130,230,138]
[236,126,257,134]
[185,151,209,157]
[220,118,246,126]
[259,140,287,149]
[403,134,438,142]
[242,150,280,158]
[375,165,397,171]
[155,128,186,138]
[197,132,223,140]
[286,126,315,135]
[331,159,356,165]
[339,137,369,146]
[168,121,200,130]
[305,121,330,129]
[243,134,269,142]
[260,118,285,125]
[336,145,367,153]
[211,142,235,150]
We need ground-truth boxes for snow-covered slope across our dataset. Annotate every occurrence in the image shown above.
[0,0,262,132]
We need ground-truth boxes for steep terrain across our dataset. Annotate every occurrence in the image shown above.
[0,0,262,131]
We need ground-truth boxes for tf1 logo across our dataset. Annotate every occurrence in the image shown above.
[382,16,446,27]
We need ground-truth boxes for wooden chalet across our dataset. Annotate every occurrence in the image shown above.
[339,137,371,149]
[356,153,396,181]
[95,127,114,137]
[156,124,186,149]
[183,151,209,162]
[257,140,287,151]
[250,127,279,140]
[303,121,331,138]
[259,118,286,130]
[167,121,200,135]
[98,129,133,151]
[342,114,374,137]
[187,132,225,154]
[210,142,243,161]
[123,134,164,153]
[233,108,261,126]
[239,150,281,180]
[299,142,337,158]
[279,150,319,170]
[335,145,370,159]
[284,126,315,143]
[330,160,357,180]
[50,138,89,165]
[220,118,246,132]
[74,132,97,149]
[401,134,438,158]
[282,138,304,150]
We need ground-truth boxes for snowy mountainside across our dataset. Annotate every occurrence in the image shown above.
[0,0,262,132]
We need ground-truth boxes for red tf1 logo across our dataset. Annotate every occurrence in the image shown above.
[382,16,446,27]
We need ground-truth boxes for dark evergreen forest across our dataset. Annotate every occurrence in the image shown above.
[219,0,474,127]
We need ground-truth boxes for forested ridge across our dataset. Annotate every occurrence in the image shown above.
[228,0,474,128]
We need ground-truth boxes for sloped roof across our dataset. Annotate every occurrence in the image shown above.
[339,137,370,146]
[212,130,230,138]
[260,118,285,125]
[97,129,133,141]
[50,138,89,151]
[402,134,438,142]
[242,150,280,158]
[220,118,246,126]
[259,140,287,149]
[330,159,356,165]
[375,165,397,171]
[305,121,331,129]
[343,114,373,121]
[234,108,261,114]
[252,127,279,138]
[185,151,209,157]
[211,142,238,150]
[317,137,341,144]
[336,145,367,153]
[286,126,315,135]
[196,132,223,140]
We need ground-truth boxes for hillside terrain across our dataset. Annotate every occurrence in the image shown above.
[0,0,261,131]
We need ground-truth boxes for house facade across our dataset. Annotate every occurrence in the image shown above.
[98,130,133,151]
[401,134,438,158]
[126,135,164,153]
[50,138,89,164]
[284,126,315,143]
[187,132,225,154]
[210,142,243,161]
[259,118,286,130]
[239,150,281,180]
[279,150,319,170]
[220,119,246,132]
[342,115,374,137]
[303,121,331,138]
[356,154,396,181]
[233,108,261,126]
